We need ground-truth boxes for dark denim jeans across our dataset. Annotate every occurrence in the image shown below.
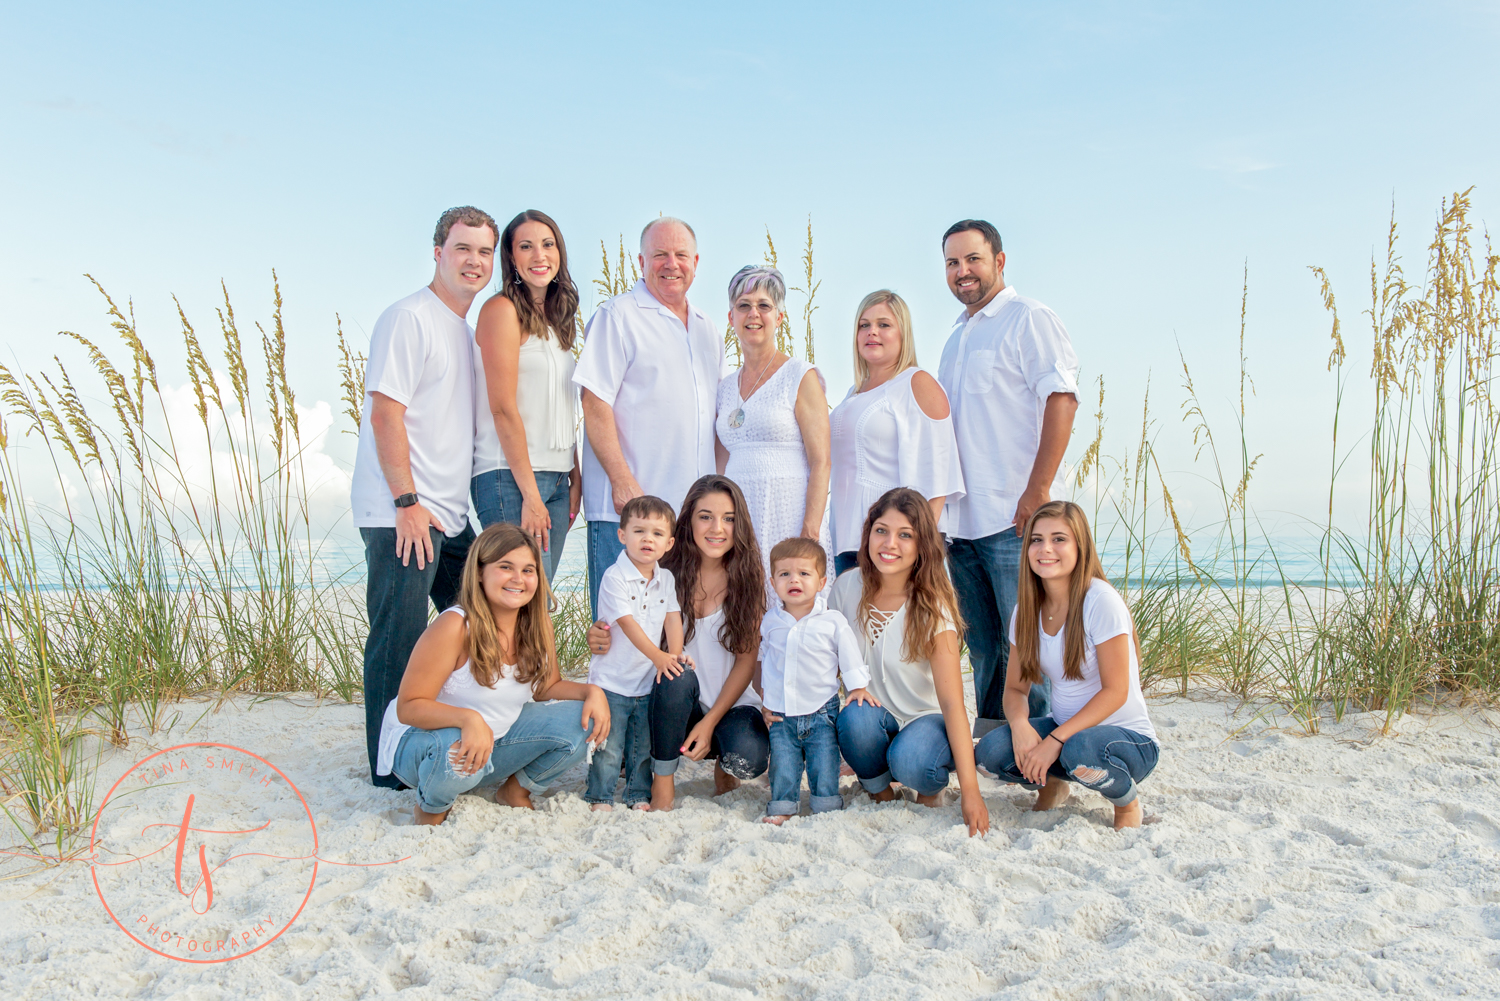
[766,694,843,816]
[649,668,769,779]
[586,519,626,621]
[947,529,1050,735]
[833,550,860,578]
[471,468,572,582]
[975,716,1160,806]
[390,700,594,813]
[585,689,652,806]
[836,703,958,797]
[361,521,475,788]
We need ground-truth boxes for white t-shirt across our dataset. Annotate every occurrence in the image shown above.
[588,551,681,697]
[351,287,476,537]
[1008,579,1156,740]
[572,281,726,523]
[937,287,1080,540]
[684,605,760,712]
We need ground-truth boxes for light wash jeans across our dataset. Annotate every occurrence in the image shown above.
[836,703,956,797]
[471,468,573,582]
[974,716,1160,806]
[585,689,652,806]
[389,699,593,813]
[767,694,843,816]
[586,519,626,622]
[947,529,1051,735]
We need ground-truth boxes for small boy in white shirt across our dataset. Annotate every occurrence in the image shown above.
[586,495,688,810]
[758,537,879,824]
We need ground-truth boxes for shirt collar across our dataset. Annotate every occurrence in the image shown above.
[612,548,653,585]
[771,592,829,625]
[631,279,702,324]
[953,285,1018,327]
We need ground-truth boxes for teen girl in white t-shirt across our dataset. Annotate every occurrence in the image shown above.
[974,500,1160,830]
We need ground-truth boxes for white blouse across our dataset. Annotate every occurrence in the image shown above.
[473,326,578,476]
[375,608,534,775]
[684,605,760,712]
[827,367,965,555]
[829,571,952,729]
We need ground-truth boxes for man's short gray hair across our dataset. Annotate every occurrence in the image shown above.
[640,216,697,253]
[727,265,786,311]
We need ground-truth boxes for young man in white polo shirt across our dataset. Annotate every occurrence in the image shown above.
[350,206,497,788]
[574,217,725,618]
[937,219,1080,737]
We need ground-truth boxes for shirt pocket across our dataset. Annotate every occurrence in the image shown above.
[963,349,996,394]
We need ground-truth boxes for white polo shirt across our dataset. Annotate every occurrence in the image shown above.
[937,287,1080,540]
[350,287,475,537]
[758,597,871,717]
[573,281,726,523]
[587,551,681,697]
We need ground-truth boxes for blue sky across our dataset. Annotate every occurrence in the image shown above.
[2,1,1497,538]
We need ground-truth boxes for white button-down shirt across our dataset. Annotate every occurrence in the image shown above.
[587,551,681,697]
[758,598,871,716]
[573,281,726,523]
[937,287,1080,540]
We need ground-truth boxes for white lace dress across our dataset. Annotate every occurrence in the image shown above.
[716,358,833,596]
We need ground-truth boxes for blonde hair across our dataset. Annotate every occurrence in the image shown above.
[852,289,918,387]
[457,523,559,695]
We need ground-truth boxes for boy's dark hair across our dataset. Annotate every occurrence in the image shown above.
[941,218,1003,256]
[434,205,499,247]
[769,536,827,577]
[620,495,677,532]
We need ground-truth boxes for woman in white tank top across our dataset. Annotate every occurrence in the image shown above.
[378,523,611,825]
[471,210,582,582]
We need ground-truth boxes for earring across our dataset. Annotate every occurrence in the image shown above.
[513,271,524,284]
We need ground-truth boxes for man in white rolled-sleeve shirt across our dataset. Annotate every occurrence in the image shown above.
[574,217,725,617]
[936,219,1080,737]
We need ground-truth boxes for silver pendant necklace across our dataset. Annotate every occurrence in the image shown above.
[727,353,777,429]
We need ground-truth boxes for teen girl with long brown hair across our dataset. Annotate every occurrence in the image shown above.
[833,487,990,837]
[974,500,1159,829]
[377,523,611,825]
[586,474,770,811]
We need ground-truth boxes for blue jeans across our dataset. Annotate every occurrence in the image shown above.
[947,529,1050,735]
[975,716,1160,807]
[836,703,957,797]
[766,694,843,816]
[586,519,626,622]
[389,700,594,813]
[361,521,475,788]
[834,550,860,578]
[649,668,769,779]
[471,468,573,582]
[585,689,652,806]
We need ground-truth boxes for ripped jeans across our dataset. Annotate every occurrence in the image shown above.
[974,716,1159,806]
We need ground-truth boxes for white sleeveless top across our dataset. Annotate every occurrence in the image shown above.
[684,605,761,713]
[473,326,577,475]
[375,608,535,775]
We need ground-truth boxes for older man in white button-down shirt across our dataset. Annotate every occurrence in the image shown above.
[936,219,1080,737]
[574,217,726,617]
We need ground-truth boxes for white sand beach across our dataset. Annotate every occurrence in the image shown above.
[2,692,1498,1000]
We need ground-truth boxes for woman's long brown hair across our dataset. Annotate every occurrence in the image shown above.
[855,487,962,662]
[1013,500,1108,684]
[458,523,558,696]
[662,475,765,655]
[497,209,579,351]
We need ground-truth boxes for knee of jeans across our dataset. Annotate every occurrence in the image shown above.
[974,724,1015,773]
[652,668,697,705]
[835,702,883,742]
[887,736,945,789]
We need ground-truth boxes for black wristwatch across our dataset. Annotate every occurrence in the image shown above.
[393,492,419,508]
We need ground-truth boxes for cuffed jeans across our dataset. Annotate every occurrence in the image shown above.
[471,468,573,582]
[947,529,1050,735]
[837,703,957,797]
[585,689,652,806]
[389,700,594,813]
[649,668,769,779]
[975,716,1160,806]
[767,694,843,816]
[586,519,626,621]
[362,521,475,789]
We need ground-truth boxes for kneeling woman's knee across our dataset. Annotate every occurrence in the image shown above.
[651,668,698,706]
[974,724,1016,774]
[835,701,885,751]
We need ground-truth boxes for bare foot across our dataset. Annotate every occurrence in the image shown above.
[713,763,741,796]
[915,790,946,808]
[870,787,897,803]
[762,814,790,825]
[590,803,614,812]
[412,805,449,826]
[1032,776,1071,812]
[839,760,855,777]
[494,775,534,810]
[1113,800,1142,830]
[650,774,676,812]
[631,802,652,811]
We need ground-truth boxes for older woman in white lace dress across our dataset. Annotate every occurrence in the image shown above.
[714,265,832,591]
